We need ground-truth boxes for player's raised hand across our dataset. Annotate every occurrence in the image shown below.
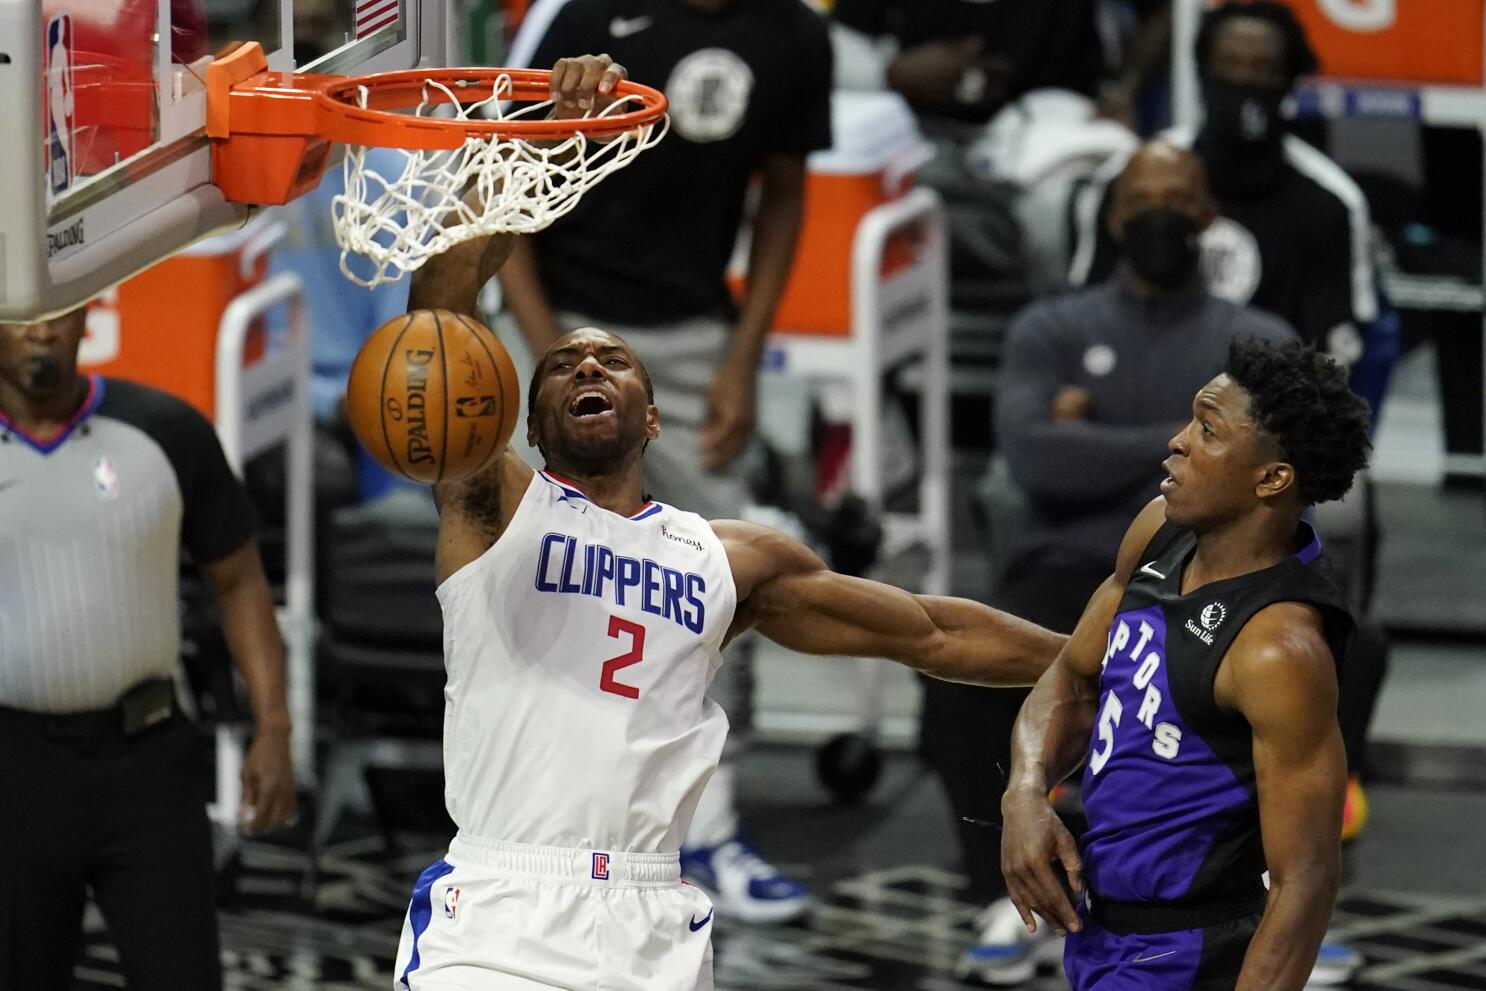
[549,54,627,119]
[1001,786,1085,937]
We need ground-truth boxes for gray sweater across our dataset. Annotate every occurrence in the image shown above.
[995,277,1295,573]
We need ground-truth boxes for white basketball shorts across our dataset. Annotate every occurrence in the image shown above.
[393,834,715,990]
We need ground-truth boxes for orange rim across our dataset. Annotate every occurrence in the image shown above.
[316,67,668,148]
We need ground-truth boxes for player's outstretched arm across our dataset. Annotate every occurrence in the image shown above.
[1000,496,1167,937]
[716,520,1065,686]
[1223,604,1345,991]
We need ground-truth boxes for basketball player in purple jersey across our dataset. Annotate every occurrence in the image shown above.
[1000,339,1371,990]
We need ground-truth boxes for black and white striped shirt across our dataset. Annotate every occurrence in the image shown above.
[0,377,257,712]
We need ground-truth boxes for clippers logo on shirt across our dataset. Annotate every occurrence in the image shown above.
[666,48,754,143]
[92,456,119,500]
[1199,218,1262,306]
[591,853,610,881]
[534,532,707,634]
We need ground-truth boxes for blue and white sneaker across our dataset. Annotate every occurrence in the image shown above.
[1307,939,1363,986]
[680,837,811,924]
[955,897,1063,987]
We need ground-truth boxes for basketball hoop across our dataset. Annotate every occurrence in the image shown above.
[205,43,669,287]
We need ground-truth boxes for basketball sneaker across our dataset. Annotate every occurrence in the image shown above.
[680,835,812,924]
[1308,939,1364,986]
[1340,775,1369,843]
[955,897,1064,987]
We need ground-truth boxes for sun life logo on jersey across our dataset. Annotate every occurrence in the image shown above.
[1186,601,1226,645]
[665,48,754,143]
[1201,601,1227,630]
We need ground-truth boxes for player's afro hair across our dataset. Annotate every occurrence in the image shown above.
[1224,339,1370,506]
[1196,1,1320,84]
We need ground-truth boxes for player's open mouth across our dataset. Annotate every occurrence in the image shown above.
[568,390,615,420]
[1160,458,1179,492]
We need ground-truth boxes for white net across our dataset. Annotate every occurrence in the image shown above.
[332,74,667,288]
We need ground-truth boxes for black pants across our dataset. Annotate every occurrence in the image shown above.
[919,562,1107,898]
[0,709,221,990]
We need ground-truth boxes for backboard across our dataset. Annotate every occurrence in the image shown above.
[0,0,450,322]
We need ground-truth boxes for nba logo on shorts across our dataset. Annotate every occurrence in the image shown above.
[591,853,610,881]
[443,886,460,919]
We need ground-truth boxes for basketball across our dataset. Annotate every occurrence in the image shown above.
[346,309,520,484]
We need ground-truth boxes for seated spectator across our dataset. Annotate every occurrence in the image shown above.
[1069,1,1377,365]
[925,140,1293,986]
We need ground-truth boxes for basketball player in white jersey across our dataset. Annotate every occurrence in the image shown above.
[388,55,1067,991]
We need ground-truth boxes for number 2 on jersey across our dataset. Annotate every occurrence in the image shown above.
[600,616,646,699]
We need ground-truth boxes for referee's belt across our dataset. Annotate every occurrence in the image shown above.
[0,678,178,743]
[1087,883,1268,934]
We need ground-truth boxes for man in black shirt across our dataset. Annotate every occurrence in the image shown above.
[829,0,1105,123]
[499,0,832,924]
[1069,1,1377,363]
[0,307,296,989]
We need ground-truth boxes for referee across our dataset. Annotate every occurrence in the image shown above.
[0,308,295,989]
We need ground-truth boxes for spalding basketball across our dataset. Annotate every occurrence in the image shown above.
[346,309,520,484]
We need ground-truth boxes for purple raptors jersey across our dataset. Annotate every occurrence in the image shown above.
[1079,520,1353,905]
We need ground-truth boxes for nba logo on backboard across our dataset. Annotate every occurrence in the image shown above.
[43,15,75,197]
[442,886,460,919]
[591,853,610,881]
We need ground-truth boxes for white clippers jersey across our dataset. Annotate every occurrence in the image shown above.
[435,470,736,853]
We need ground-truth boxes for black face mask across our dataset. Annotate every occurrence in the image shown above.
[1199,76,1287,155]
[1120,207,1201,290]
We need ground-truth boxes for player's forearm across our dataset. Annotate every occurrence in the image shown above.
[496,237,565,352]
[1006,662,1098,797]
[914,594,1066,687]
[1236,871,1339,991]
[729,163,805,370]
[408,234,515,320]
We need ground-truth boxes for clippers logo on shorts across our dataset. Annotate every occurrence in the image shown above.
[93,456,119,500]
[591,852,610,881]
[443,886,460,918]
[665,49,754,143]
